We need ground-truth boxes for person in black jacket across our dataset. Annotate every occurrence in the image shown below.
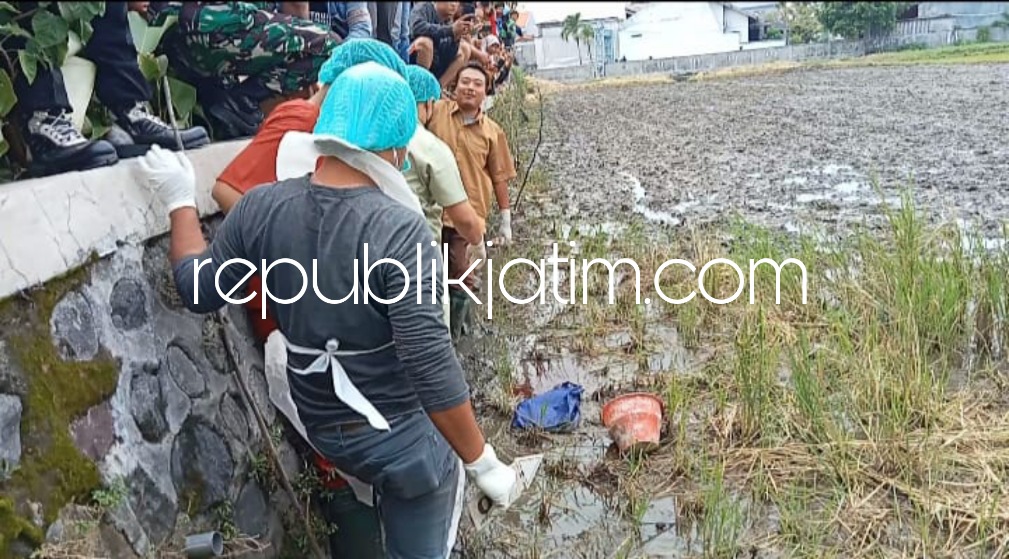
[408,2,476,90]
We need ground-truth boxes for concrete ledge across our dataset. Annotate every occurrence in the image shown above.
[0,140,251,300]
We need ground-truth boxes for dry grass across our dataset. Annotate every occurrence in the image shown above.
[468,73,1009,558]
[690,41,1009,83]
[527,73,676,94]
[689,60,805,82]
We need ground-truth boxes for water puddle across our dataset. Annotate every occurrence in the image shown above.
[622,171,683,226]
[956,218,1009,255]
[492,484,630,556]
[835,180,861,194]
[649,325,692,373]
[514,350,600,398]
[795,193,832,204]
[639,496,691,556]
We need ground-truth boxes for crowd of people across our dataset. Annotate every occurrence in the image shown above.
[4,1,522,178]
[123,5,523,559]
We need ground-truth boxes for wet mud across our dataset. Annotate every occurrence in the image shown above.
[455,62,1009,558]
[541,64,1009,240]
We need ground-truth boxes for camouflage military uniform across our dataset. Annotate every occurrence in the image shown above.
[149,2,341,96]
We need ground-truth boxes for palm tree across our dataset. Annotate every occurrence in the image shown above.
[579,22,596,65]
[561,12,593,65]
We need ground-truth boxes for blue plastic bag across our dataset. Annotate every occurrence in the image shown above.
[511,382,584,432]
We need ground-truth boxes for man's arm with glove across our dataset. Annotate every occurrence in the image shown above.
[136,144,205,263]
[488,125,517,247]
[137,145,253,313]
[386,216,516,506]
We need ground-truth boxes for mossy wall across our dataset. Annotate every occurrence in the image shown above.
[0,257,118,557]
[0,232,300,558]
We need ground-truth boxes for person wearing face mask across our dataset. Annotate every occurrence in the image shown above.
[208,38,409,559]
[138,60,517,559]
[425,60,517,338]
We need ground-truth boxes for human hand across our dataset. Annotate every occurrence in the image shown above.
[137,144,196,213]
[453,17,473,38]
[496,209,512,246]
[463,444,517,507]
[264,330,288,375]
[467,238,487,271]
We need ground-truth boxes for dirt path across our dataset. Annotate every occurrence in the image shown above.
[454,62,1009,559]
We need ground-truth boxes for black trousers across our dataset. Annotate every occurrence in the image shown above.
[370,1,400,48]
[9,2,150,115]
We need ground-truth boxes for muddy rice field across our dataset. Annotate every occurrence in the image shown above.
[542,63,1009,241]
[454,60,1009,559]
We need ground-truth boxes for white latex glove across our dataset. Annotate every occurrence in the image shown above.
[497,210,512,246]
[264,330,288,380]
[463,444,517,507]
[467,238,487,271]
[137,144,196,213]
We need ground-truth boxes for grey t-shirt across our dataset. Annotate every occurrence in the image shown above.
[172,175,470,428]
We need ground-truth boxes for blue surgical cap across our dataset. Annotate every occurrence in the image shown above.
[318,38,408,85]
[405,65,442,104]
[314,62,418,152]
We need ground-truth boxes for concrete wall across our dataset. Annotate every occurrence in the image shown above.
[919,2,1009,28]
[618,2,744,62]
[530,38,866,82]
[724,7,751,43]
[0,141,305,557]
[527,27,1009,83]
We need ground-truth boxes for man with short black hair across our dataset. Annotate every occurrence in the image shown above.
[408,1,475,90]
[425,61,516,337]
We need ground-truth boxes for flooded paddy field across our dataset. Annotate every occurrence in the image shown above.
[454,60,1009,558]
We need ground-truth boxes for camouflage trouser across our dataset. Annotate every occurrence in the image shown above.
[152,2,341,95]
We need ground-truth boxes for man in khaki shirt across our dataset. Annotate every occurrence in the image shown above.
[426,61,517,336]
[403,64,486,332]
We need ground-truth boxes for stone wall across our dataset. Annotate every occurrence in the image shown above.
[0,143,306,558]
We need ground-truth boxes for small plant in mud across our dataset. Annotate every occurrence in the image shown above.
[90,477,128,511]
[211,501,239,541]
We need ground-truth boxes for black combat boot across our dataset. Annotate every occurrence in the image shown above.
[112,101,210,151]
[203,96,262,140]
[22,110,118,177]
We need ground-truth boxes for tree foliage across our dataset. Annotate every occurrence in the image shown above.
[766,2,825,45]
[817,1,904,40]
[561,12,594,65]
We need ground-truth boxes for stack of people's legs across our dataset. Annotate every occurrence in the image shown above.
[7,1,208,177]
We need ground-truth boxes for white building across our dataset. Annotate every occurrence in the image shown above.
[523,2,627,69]
[618,2,761,61]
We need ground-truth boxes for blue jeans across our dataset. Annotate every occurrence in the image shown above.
[395,1,412,62]
[308,410,465,559]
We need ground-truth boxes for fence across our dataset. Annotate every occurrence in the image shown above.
[524,26,1009,83]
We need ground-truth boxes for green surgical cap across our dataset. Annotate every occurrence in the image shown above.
[318,38,408,85]
[405,64,442,103]
[313,62,418,152]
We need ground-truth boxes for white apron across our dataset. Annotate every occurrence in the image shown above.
[264,131,425,507]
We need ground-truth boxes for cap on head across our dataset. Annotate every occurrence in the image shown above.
[405,65,442,104]
[313,62,418,152]
[318,38,409,85]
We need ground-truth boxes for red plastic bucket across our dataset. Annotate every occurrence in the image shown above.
[601,392,664,453]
